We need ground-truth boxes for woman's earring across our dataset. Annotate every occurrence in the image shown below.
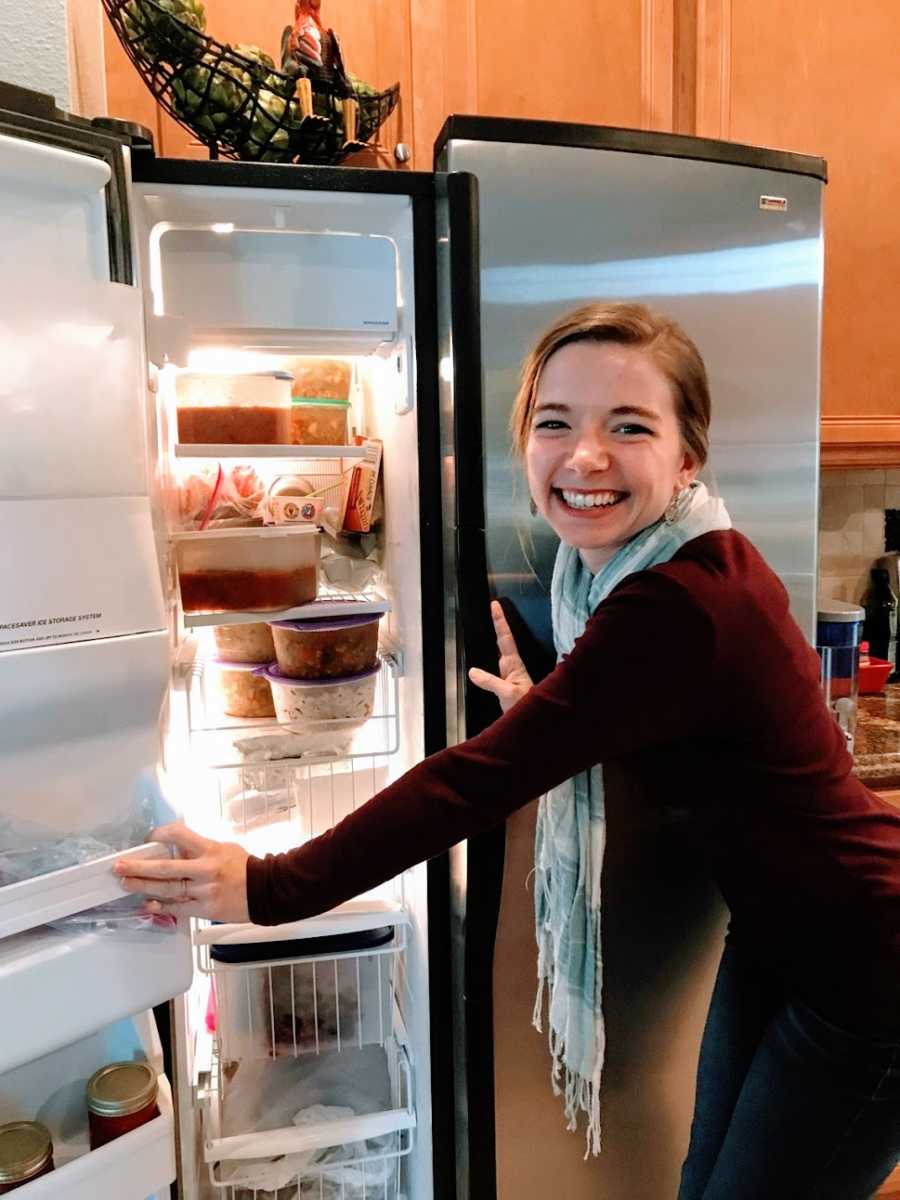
[664,488,691,525]
[529,498,538,517]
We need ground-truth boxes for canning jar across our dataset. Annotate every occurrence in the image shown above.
[87,1061,159,1150]
[0,1122,54,1192]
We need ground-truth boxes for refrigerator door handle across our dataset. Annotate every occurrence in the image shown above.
[439,172,499,741]
[436,169,506,1200]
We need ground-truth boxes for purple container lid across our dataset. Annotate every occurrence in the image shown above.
[253,662,381,687]
[269,613,383,633]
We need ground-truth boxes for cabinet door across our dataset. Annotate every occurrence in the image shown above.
[697,1,900,466]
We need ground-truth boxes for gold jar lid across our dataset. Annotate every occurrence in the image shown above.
[86,1061,158,1119]
[0,1121,53,1183]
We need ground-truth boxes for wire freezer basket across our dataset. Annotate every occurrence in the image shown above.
[197,908,415,1198]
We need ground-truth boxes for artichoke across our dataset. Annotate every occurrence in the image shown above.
[121,0,206,65]
[230,43,276,81]
[169,52,252,140]
[240,88,295,161]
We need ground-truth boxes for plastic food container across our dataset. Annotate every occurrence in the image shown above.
[86,1061,159,1150]
[270,613,382,679]
[173,527,320,613]
[290,397,350,446]
[213,621,275,663]
[210,924,394,963]
[176,371,293,445]
[210,659,276,718]
[0,1123,54,1192]
[258,662,380,727]
[285,357,352,402]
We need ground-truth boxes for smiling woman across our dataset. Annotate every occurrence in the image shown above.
[116,301,900,1199]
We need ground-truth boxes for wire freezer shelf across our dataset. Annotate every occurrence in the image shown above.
[212,755,394,842]
[184,652,400,770]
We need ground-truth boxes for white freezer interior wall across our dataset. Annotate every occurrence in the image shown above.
[132,181,434,1199]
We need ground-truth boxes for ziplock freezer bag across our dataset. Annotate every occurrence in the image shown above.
[0,767,173,887]
[49,895,177,934]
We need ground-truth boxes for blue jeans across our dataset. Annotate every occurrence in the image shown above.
[678,937,900,1200]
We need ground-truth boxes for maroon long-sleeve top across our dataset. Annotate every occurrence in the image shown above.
[247,530,900,1031]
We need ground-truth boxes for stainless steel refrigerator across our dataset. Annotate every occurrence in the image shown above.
[435,116,825,1200]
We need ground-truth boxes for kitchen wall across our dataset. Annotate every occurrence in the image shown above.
[819,469,900,607]
[0,0,70,108]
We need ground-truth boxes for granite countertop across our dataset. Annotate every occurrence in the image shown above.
[854,681,900,791]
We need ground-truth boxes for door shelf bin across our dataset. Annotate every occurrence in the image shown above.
[0,921,191,1076]
[182,652,400,770]
[0,1011,175,1200]
[0,842,171,942]
[198,911,414,1200]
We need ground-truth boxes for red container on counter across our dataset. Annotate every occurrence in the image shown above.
[0,1122,54,1192]
[87,1061,159,1150]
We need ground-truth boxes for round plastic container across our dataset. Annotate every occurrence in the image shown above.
[0,1122,54,1192]
[87,1061,159,1150]
[173,527,320,613]
[210,659,276,718]
[289,397,350,446]
[257,662,380,727]
[176,371,293,445]
[270,613,382,679]
[212,622,276,663]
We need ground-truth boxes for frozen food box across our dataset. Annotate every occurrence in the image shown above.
[209,659,276,719]
[256,663,380,727]
[175,371,293,445]
[269,612,383,680]
[173,527,320,614]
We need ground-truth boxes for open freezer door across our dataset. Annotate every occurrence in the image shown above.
[0,84,191,1077]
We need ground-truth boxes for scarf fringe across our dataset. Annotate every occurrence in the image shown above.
[533,924,603,1157]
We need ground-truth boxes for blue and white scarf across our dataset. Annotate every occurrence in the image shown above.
[532,481,732,1155]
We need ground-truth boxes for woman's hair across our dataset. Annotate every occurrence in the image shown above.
[510,302,711,467]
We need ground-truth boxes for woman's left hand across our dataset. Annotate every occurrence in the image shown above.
[113,823,251,922]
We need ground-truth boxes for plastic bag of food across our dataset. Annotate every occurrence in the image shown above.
[49,895,177,934]
[177,464,266,530]
[0,768,173,890]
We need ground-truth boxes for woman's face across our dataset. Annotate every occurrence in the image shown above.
[525,340,700,571]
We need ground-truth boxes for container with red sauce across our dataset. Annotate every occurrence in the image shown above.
[0,1122,54,1192]
[86,1061,159,1150]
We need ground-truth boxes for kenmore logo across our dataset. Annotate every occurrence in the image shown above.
[363,320,391,326]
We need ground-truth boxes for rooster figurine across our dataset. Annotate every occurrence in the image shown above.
[282,0,350,94]
[281,0,363,148]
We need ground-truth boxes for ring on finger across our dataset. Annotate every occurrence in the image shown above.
[181,877,189,901]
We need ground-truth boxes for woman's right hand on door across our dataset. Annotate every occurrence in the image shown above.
[468,600,534,713]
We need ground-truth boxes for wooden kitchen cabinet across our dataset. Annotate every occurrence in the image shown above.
[103,0,661,169]
[695,0,900,468]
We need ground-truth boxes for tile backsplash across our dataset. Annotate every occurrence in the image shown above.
[818,468,900,606]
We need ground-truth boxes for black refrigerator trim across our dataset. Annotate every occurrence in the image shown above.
[131,152,437,197]
[436,113,828,183]
[445,170,506,1200]
[0,81,136,284]
[411,186,457,1200]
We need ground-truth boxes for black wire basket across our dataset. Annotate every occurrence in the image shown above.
[102,0,400,165]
